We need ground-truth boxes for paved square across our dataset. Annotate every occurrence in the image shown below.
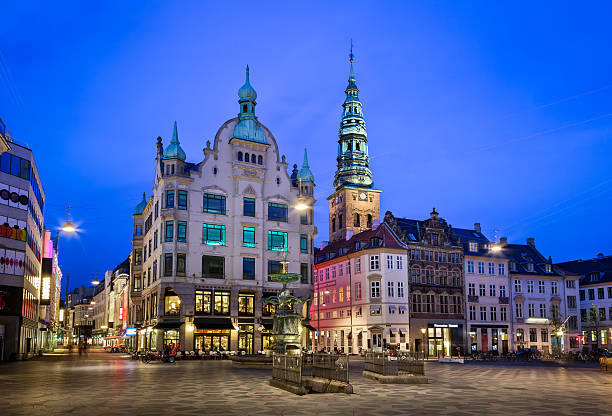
[0,355,610,415]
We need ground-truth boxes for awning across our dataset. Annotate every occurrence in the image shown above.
[389,328,397,335]
[398,305,407,311]
[399,328,407,334]
[193,317,234,330]
[154,321,183,329]
[388,305,397,310]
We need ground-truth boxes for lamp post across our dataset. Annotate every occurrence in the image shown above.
[59,206,77,346]
[348,259,353,354]
[420,328,427,360]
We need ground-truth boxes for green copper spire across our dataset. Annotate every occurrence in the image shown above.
[333,42,373,190]
[298,148,314,183]
[234,65,266,144]
[134,192,147,215]
[163,121,186,161]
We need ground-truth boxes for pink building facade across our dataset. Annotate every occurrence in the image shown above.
[311,224,410,353]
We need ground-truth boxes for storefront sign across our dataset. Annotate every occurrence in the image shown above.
[126,328,137,336]
[432,324,459,328]
[40,276,51,305]
[118,306,124,320]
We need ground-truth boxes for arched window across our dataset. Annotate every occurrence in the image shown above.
[242,104,248,113]
[353,213,360,227]
[332,217,336,233]
[367,214,372,228]
[213,167,218,175]
[257,155,263,165]
[244,153,250,163]
[238,151,243,161]
[356,142,361,151]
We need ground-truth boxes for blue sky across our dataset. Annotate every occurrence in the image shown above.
[2,1,611,293]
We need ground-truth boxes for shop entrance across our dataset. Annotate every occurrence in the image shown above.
[238,325,253,354]
[428,327,451,357]
[194,330,230,352]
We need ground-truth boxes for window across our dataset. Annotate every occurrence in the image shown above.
[567,295,576,309]
[331,267,337,279]
[528,303,535,318]
[529,328,537,343]
[355,259,361,273]
[498,264,505,275]
[489,285,496,297]
[300,263,308,284]
[469,242,477,252]
[539,303,546,318]
[515,303,523,318]
[154,230,158,249]
[490,306,497,321]
[176,253,186,276]
[488,263,495,275]
[545,264,552,273]
[398,282,404,297]
[202,255,224,279]
[467,260,474,274]
[165,294,181,316]
[338,263,344,276]
[243,197,255,217]
[566,280,576,289]
[203,193,226,215]
[165,221,174,242]
[267,260,283,280]
[164,253,173,276]
[412,294,422,312]
[580,308,587,322]
[196,290,212,315]
[387,281,394,297]
[396,256,403,269]
[243,258,255,280]
[238,294,254,316]
[203,224,225,245]
[370,281,380,298]
[370,305,381,316]
[238,151,243,161]
[479,284,486,296]
[347,285,351,301]
[177,190,188,210]
[268,231,288,251]
[440,295,449,313]
[369,255,380,271]
[551,281,558,295]
[300,211,308,225]
[268,203,288,222]
[500,307,507,321]
[355,282,361,300]
[353,213,360,227]
[214,291,230,315]
[165,190,175,208]
[468,283,476,296]
[244,153,250,162]
[608,287,612,299]
[527,281,534,293]
[425,295,435,313]
[516,329,524,342]
[243,227,256,248]
[538,280,545,294]
[386,255,393,269]
[480,306,487,321]
[469,305,476,320]
[514,280,522,293]
[257,155,263,165]
[177,221,187,242]
[598,287,605,299]
[300,234,308,253]
[588,288,595,300]
[478,262,485,274]
[579,290,585,301]
[411,268,421,283]
[600,308,606,321]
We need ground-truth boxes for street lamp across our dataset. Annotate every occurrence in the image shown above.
[91,278,100,286]
[61,206,77,234]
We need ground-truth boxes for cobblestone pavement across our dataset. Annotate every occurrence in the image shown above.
[1,354,610,415]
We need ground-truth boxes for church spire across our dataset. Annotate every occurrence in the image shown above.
[333,41,373,190]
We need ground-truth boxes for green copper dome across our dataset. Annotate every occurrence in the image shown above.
[163,121,186,161]
[134,192,147,215]
[238,65,257,99]
[297,148,315,183]
[233,66,267,144]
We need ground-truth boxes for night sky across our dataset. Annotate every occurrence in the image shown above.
[2,2,611,294]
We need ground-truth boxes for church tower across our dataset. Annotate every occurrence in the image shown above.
[328,45,381,242]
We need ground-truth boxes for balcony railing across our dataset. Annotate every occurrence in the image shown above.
[467,295,479,303]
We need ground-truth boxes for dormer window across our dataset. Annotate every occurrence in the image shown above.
[468,242,478,252]
[431,233,439,246]
[545,264,552,273]
[527,263,534,272]
[370,237,382,247]
[510,261,517,272]
[589,272,600,282]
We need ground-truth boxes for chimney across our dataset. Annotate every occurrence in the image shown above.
[474,222,481,233]
[526,237,535,247]
[500,237,508,245]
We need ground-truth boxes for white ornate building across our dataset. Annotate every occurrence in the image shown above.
[129,67,315,354]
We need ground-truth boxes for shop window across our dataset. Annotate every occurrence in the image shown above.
[202,255,224,279]
[214,291,230,315]
[195,290,212,314]
[163,329,179,348]
[238,293,254,316]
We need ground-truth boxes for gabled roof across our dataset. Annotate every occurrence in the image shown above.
[315,223,406,265]
[503,243,563,276]
[450,227,505,259]
[556,255,612,286]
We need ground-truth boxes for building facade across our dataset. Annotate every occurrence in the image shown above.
[130,67,315,354]
[557,254,612,351]
[385,209,466,357]
[40,230,63,350]
[505,238,580,353]
[455,225,511,354]
[312,224,409,353]
[0,138,45,360]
